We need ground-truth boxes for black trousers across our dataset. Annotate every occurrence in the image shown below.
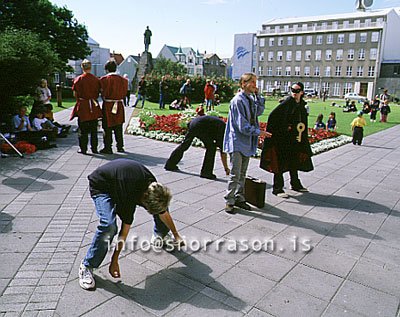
[165,130,216,176]
[102,124,123,151]
[78,119,98,152]
[273,170,302,193]
[370,110,377,121]
[352,127,363,145]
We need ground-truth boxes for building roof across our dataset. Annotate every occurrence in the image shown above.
[165,45,195,56]
[262,8,393,26]
[87,37,99,45]
[203,53,220,60]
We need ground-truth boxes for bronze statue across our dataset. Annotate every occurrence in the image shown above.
[144,26,152,52]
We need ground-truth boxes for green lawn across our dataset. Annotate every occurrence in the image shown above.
[140,98,400,137]
[46,97,399,137]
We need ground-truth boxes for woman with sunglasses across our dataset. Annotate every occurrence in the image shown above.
[260,82,313,198]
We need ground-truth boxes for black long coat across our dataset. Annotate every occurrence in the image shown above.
[260,96,313,174]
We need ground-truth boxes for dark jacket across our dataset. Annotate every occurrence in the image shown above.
[260,96,313,174]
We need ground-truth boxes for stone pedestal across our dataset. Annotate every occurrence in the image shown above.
[133,51,153,93]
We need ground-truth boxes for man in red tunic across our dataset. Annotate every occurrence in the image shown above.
[71,59,103,154]
[99,59,128,154]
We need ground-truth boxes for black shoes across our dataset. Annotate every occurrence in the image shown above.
[77,150,87,155]
[225,204,235,214]
[291,187,308,192]
[234,201,251,210]
[117,148,125,153]
[200,173,217,180]
[99,148,113,154]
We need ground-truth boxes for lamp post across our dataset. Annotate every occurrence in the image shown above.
[319,75,322,99]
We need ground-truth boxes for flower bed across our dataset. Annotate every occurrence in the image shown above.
[127,111,352,156]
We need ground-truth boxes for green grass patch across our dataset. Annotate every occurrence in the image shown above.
[141,98,400,137]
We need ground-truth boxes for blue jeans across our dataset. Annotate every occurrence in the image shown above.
[159,93,166,109]
[84,194,170,268]
[134,94,145,108]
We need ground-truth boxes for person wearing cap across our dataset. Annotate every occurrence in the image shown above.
[351,111,367,145]
[71,59,103,154]
[99,58,128,154]
[79,159,184,290]
[260,82,314,198]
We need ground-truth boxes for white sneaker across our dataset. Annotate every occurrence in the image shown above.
[277,192,289,198]
[79,261,95,290]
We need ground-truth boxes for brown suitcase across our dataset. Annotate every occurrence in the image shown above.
[244,176,266,208]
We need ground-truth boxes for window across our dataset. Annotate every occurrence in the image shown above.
[294,66,301,76]
[360,32,367,43]
[357,66,364,77]
[338,34,345,44]
[259,52,264,61]
[268,51,274,61]
[325,50,332,60]
[266,81,273,91]
[278,37,284,46]
[327,34,333,44]
[283,82,289,93]
[285,66,291,76]
[324,66,331,76]
[371,32,379,42]
[284,25,289,31]
[333,83,341,96]
[260,38,265,47]
[316,35,323,44]
[315,50,321,61]
[287,37,293,46]
[269,38,274,46]
[304,66,310,76]
[336,49,343,60]
[322,22,328,29]
[313,82,320,93]
[343,20,349,28]
[335,66,342,76]
[368,66,375,77]
[304,82,310,89]
[305,50,311,61]
[296,50,302,61]
[358,48,365,60]
[394,66,400,75]
[258,66,264,76]
[306,35,312,45]
[354,20,360,27]
[322,82,330,93]
[347,49,354,60]
[296,36,303,45]
[349,33,356,43]
[302,23,308,31]
[344,82,352,94]
[277,51,283,61]
[346,66,352,77]
[314,66,320,76]
[276,67,282,76]
[286,51,292,61]
[267,66,273,76]
[370,48,377,60]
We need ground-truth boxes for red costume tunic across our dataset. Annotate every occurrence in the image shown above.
[100,74,128,127]
[70,73,102,122]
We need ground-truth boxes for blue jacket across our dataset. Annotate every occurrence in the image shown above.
[223,90,265,156]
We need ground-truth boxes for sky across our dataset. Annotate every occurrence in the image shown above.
[50,0,400,59]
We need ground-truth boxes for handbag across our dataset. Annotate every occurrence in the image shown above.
[244,176,266,208]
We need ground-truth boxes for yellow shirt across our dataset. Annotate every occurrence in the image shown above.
[351,117,367,128]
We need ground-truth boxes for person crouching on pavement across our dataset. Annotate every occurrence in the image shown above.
[79,159,185,290]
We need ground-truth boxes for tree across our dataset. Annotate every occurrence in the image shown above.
[0,28,59,119]
[153,56,187,76]
[0,0,90,68]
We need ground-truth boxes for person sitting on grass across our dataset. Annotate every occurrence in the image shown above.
[196,103,205,116]
[314,114,326,130]
[326,112,337,130]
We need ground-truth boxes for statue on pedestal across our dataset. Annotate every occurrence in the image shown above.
[144,26,152,52]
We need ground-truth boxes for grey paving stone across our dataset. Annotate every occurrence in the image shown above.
[3,286,35,295]
[25,302,57,311]
[301,247,357,278]
[9,278,39,287]
[246,308,274,316]
[362,241,400,267]
[18,205,60,217]
[0,252,28,277]
[322,304,366,317]
[165,292,244,317]
[255,284,328,317]
[193,212,245,236]
[0,233,40,253]
[331,280,398,316]
[202,238,253,266]
[0,303,26,313]
[238,251,296,282]
[8,217,51,233]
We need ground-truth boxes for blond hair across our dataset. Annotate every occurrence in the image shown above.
[239,73,256,89]
[143,182,172,214]
[81,59,92,71]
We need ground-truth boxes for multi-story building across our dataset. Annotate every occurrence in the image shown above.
[202,53,226,77]
[157,45,203,75]
[256,8,400,99]
[231,33,257,80]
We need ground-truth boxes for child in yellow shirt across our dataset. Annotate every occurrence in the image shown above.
[351,111,367,145]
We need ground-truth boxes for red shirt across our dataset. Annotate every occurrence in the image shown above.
[204,83,215,100]
[71,73,102,122]
[100,74,128,127]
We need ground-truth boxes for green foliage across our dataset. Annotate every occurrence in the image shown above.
[0,28,59,117]
[0,0,90,68]
[144,73,238,104]
[153,56,187,76]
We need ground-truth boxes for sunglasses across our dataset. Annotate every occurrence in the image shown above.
[291,88,302,93]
